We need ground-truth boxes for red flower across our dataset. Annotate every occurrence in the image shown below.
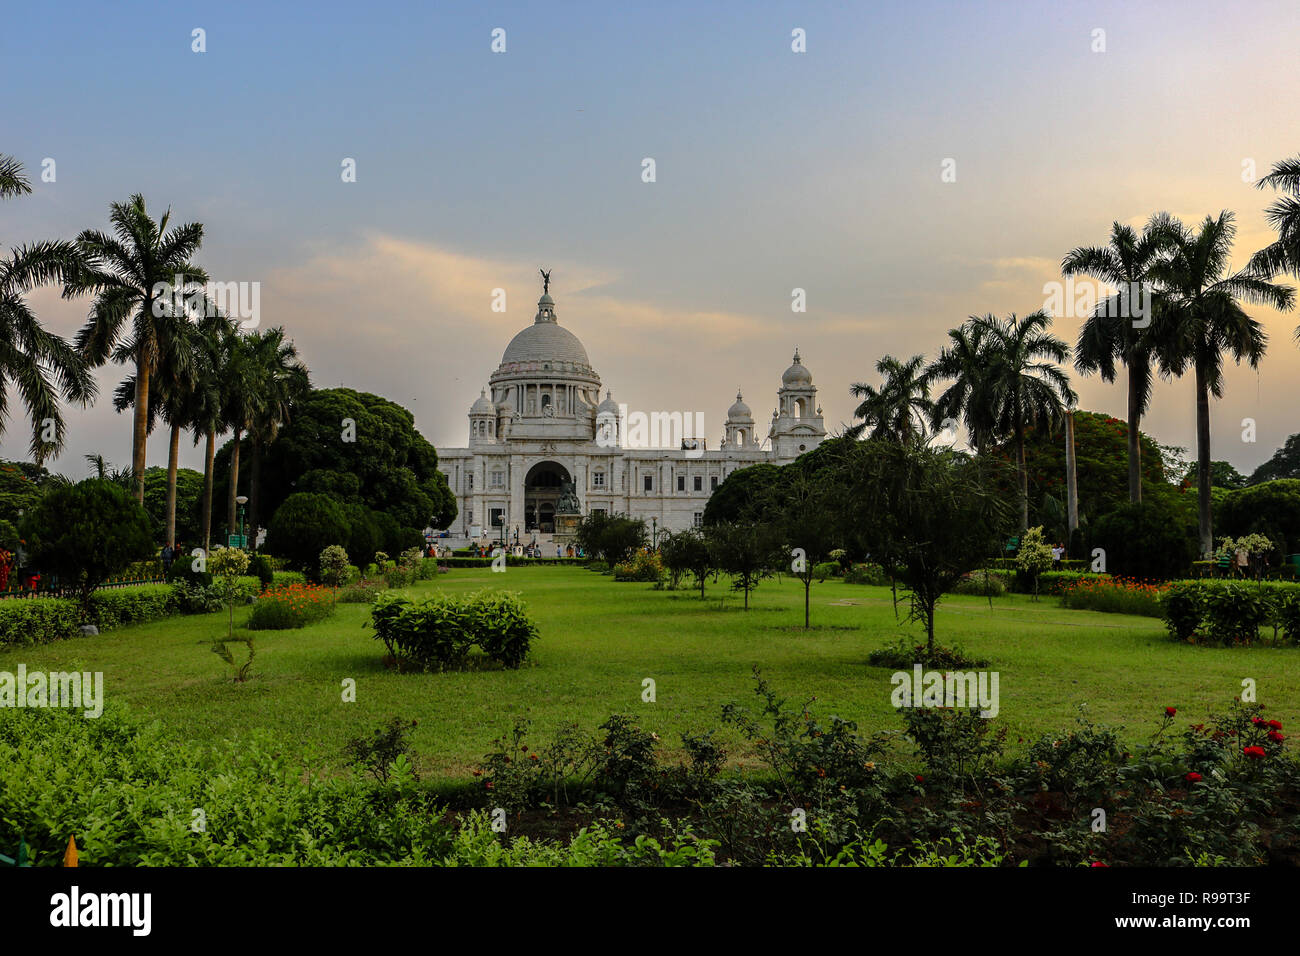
[1184,772,1202,783]
[1165,707,1177,717]
[1267,720,1283,730]
[914,774,924,784]
[1268,731,1285,743]
[1090,861,1108,867]
[1243,746,1266,760]
[484,781,494,789]
[1251,716,1264,726]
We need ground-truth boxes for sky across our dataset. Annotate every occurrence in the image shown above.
[4,0,1299,479]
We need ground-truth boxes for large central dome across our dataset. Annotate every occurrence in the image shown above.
[495,292,596,373]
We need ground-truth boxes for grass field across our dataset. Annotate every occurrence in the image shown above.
[6,566,1299,779]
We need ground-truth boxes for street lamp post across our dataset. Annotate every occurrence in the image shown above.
[652,516,658,549]
[235,495,249,550]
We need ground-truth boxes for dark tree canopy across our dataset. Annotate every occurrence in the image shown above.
[217,387,456,542]
[1250,434,1300,485]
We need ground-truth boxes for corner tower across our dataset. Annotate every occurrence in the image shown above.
[769,348,826,462]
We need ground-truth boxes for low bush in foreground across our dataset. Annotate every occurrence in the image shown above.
[0,598,80,647]
[369,589,537,670]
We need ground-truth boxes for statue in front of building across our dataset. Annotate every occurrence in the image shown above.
[556,480,581,514]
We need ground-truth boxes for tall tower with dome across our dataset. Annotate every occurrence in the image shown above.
[434,277,827,545]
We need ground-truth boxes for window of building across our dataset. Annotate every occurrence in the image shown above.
[490,470,504,489]
[592,471,605,488]
[592,507,607,519]
[711,476,719,491]
[693,512,703,528]
[677,475,685,492]
[644,474,653,492]
[489,508,504,527]
[693,475,703,492]
[467,474,474,491]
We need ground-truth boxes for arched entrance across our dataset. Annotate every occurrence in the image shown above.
[524,461,570,533]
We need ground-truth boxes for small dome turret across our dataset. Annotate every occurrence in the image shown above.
[782,348,813,386]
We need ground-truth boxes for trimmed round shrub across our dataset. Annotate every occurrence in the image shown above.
[265,493,351,575]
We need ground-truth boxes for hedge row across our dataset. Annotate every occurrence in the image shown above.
[0,578,263,648]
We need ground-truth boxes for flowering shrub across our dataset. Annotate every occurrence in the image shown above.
[1059,576,1167,617]
[338,579,385,604]
[613,549,664,582]
[319,545,350,591]
[247,582,337,630]
[1015,526,1054,598]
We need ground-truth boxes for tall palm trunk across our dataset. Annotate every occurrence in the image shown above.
[1126,363,1143,504]
[1194,362,1213,557]
[228,430,242,537]
[1015,422,1029,531]
[201,430,215,553]
[248,437,262,544]
[131,349,150,503]
[165,424,180,547]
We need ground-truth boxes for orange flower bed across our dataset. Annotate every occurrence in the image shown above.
[247,582,337,629]
[1060,575,1168,617]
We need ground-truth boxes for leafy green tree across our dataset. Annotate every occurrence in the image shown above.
[236,387,454,542]
[574,511,646,567]
[767,468,843,627]
[1181,460,1246,490]
[1250,433,1300,484]
[846,354,933,442]
[1015,526,1054,600]
[265,492,351,575]
[705,520,780,610]
[0,459,55,526]
[142,466,204,544]
[20,479,154,613]
[658,527,713,598]
[994,410,1169,530]
[0,155,96,461]
[1149,212,1294,555]
[702,463,780,525]
[1088,499,1197,580]
[68,194,207,502]
[834,439,1013,657]
[1063,215,1174,504]
[1219,479,1300,555]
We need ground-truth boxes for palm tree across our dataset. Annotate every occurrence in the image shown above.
[1150,212,1294,555]
[186,320,230,554]
[1250,156,1300,299]
[0,155,96,460]
[977,311,1078,531]
[219,329,267,539]
[1062,216,1171,503]
[111,318,210,547]
[66,194,206,502]
[846,354,933,442]
[244,327,309,537]
[928,320,996,454]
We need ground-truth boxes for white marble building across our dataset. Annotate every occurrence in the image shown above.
[436,288,827,545]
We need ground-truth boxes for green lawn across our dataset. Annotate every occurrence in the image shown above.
[6,566,1299,778]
